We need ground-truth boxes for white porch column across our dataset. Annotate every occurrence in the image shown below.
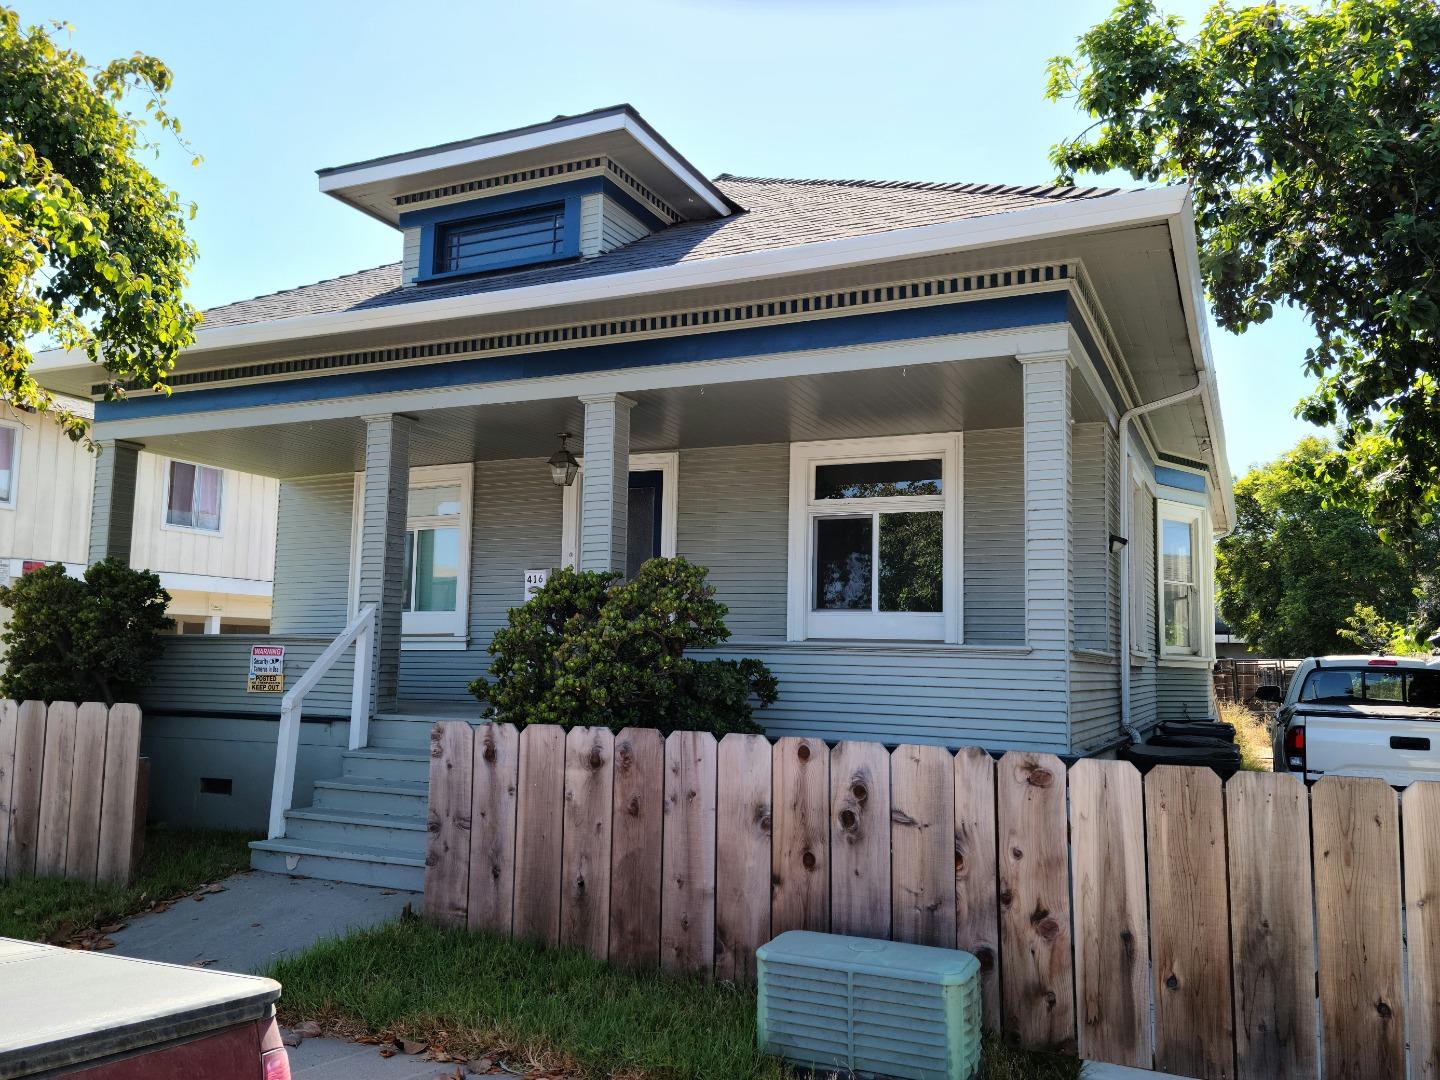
[88,438,144,565]
[578,394,634,575]
[357,414,413,715]
[1019,352,1073,659]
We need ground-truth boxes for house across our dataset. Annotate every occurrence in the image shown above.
[0,401,277,634]
[33,105,1232,888]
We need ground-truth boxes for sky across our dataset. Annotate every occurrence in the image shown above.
[18,0,1325,477]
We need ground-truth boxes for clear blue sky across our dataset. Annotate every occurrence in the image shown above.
[21,0,1323,476]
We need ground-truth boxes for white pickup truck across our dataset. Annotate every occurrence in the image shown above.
[1263,655,1440,787]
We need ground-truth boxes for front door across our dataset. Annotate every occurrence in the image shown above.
[625,470,664,578]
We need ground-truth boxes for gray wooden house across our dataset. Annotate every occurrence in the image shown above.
[35,106,1233,887]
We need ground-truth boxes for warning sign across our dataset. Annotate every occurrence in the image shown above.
[247,644,286,693]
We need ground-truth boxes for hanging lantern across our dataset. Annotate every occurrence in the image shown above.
[548,432,579,487]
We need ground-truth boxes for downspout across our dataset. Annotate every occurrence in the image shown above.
[1117,384,1205,742]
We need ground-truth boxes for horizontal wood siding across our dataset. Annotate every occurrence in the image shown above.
[141,636,355,718]
[1072,423,1109,652]
[600,197,649,250]
[963,428,1024,644]
[1071,656,1120,754]
[271,474,354,636]
[1157,666,1215,723]
[676,444,788,641]
[401,459,563,704]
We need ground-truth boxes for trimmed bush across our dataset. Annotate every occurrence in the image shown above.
[470,558,777,737]
[0,558,172,704]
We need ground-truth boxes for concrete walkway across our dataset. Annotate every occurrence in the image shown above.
[110,869,416,974]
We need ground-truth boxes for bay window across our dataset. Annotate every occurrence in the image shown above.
[164,459,223,532]
[788,435,961,642]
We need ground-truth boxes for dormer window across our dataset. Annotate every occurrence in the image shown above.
[435,204,565,275]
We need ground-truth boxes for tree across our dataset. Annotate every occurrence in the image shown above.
[0,8,199,441]
[0,559,173,704]
[1046,0,1440,529]
[470,558,778,736]
[1216,438,1436,656]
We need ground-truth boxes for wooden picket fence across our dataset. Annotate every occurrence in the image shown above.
[0,701,147,885]
[424,722,1440,1079]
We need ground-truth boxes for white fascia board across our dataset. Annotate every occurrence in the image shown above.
[157,570,273,597]
[31,186,1187,377]
[1165,193,1236,532]
[619,115,728,216]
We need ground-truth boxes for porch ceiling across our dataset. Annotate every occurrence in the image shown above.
[125,355,1104,478]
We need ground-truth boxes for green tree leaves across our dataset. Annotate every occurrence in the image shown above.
[0,559,174,704]
[0,9,199,440]
[469,558,777,736]
[1048,0,1440,528]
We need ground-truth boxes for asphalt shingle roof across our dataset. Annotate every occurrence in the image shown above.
[199,176,1126,330]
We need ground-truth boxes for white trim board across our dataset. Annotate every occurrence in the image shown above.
[560,451,678,569]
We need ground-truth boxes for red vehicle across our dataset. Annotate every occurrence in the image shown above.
[0,938,288,1079]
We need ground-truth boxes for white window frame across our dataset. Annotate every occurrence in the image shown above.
[1156,498,1212,661]
[786,433,963,643]
[0,419,21,510]
[161,457,225,535]
[560,451,678,569]
[348,463,472,650]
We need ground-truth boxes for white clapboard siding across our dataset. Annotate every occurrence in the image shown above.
[402,227,422,284]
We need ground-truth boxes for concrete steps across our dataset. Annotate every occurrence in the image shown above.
[248,725,434,891]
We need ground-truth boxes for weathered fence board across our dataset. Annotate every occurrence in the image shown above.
[513,724,565,944]
[1404,782,1440,1079]
[8,701,46,877]
[34,701,78,877]
[63,702,109,884]
[95,703,142,885]
[953,745,999,1033]
[609,727,664,967]
[0,701,146,887]
[424,721,473,928]
[996,751,1075,1054]
[890,742,955,948]
[467,723,518,936]
[770,736,828,936]
[1227,772,1317,1080]
[830,740,891,939]
[714,733,772,983]
[0,702,15,876]
[1312,776,1405,1080]
[660,731,717,975]
[424,723,1440,1078]
[1071,759,1151,1068]
[560,726,614,960]
[1146,766,1233,1080]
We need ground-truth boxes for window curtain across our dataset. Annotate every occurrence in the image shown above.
[193,466,222,531]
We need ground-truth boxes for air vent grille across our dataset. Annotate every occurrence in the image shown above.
[756,931,981,1080]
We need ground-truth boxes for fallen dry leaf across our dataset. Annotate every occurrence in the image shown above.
[378,1048,397,1059]
[401,1039,428,1055]
[294,1020,322,1038]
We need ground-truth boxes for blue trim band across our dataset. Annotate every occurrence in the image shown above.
[1155,465,1206,493]
[95,291,1069,422]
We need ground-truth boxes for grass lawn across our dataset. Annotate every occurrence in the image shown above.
[0,826,255,943]
[268,914,1077,1080]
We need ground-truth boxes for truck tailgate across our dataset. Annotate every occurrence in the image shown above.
[1302,704,1440,785]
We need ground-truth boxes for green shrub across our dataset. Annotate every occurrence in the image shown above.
[469,558,777,737]
[0,558,173,704]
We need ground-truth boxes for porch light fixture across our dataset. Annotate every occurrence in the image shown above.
[1109,533,1129,555]
[548,432,579,487]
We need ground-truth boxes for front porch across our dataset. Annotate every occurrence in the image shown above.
[110,330,1117,886]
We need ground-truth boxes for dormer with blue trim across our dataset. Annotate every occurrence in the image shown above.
[316,105,737,286]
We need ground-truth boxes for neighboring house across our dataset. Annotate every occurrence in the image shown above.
[0,402,277,634]
[33,106,1233,887]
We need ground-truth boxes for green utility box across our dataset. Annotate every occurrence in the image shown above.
[756,931,982,1080]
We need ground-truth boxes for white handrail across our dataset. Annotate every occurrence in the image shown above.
[267,605,376,840]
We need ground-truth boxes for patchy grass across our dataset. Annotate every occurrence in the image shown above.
[0,826,254,943]
[268,915,1078,1080]
[1220,702,1274,772]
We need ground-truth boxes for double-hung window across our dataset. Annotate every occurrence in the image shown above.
[164,460,223,532]
[788,435,962,642]
[1157,500,1206,657]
